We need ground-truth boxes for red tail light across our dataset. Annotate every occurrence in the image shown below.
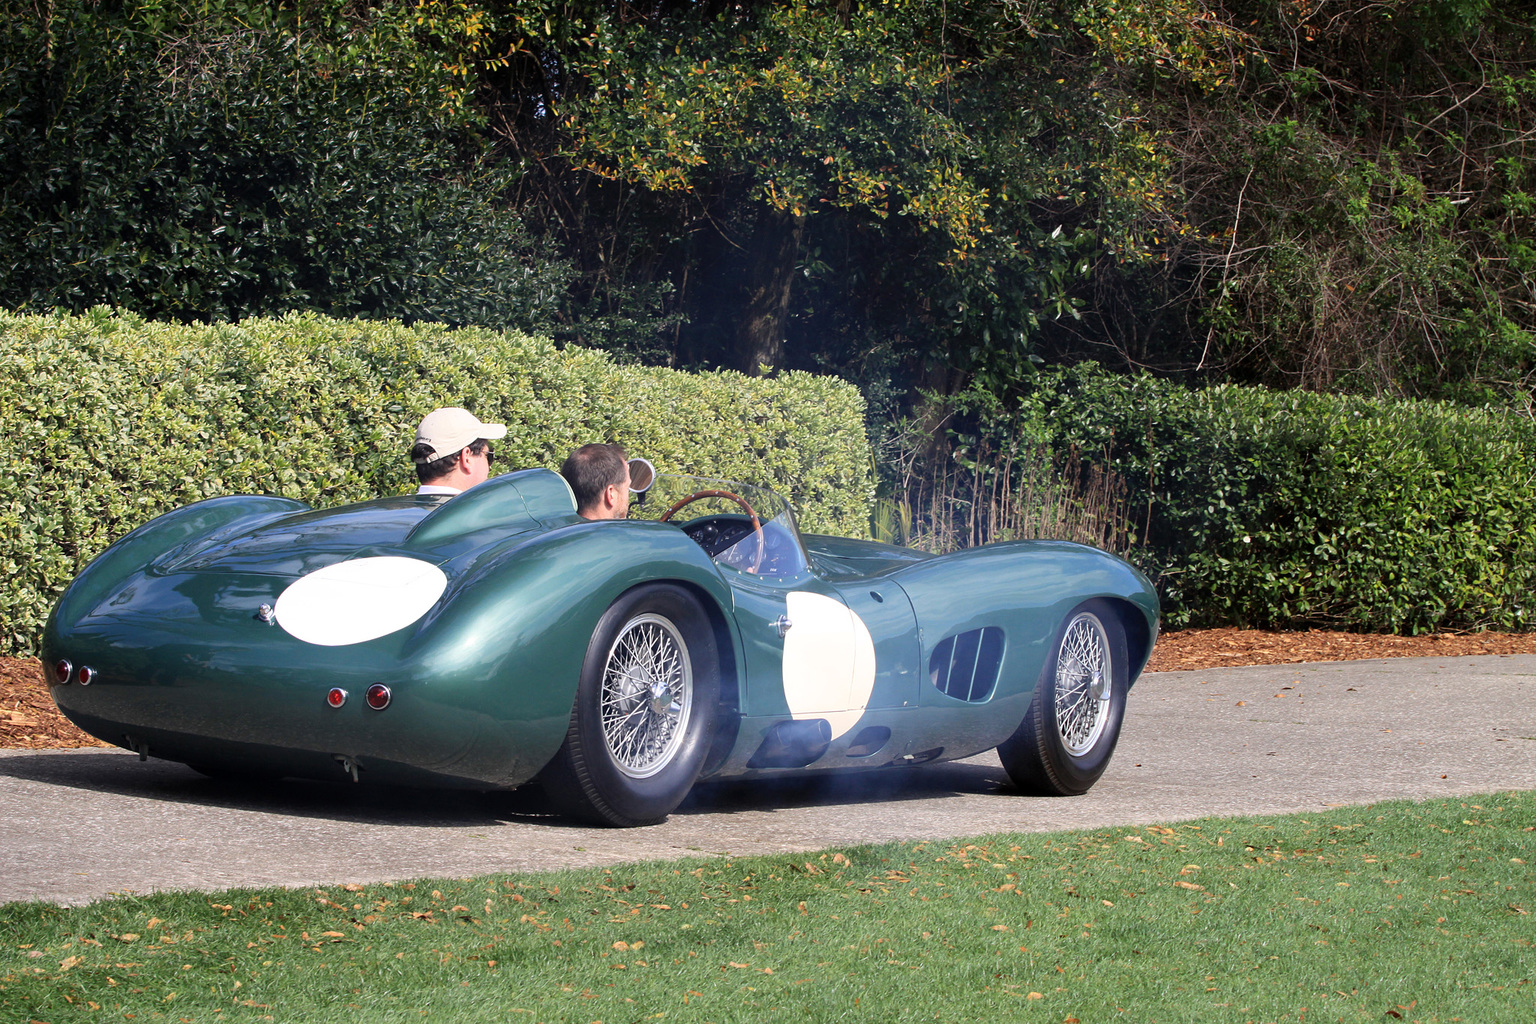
[77,666,96,686]
[365,684,391,710]
[326,687,348,708]
[53,659,73,684]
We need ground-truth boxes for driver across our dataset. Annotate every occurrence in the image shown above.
[410,407,507,495]
[560,443,631,520]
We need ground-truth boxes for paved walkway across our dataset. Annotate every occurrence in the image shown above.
[3,654,1532,906]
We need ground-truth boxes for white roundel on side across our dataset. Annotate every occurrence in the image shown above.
[781,590,877,740]
[274,556,449,647]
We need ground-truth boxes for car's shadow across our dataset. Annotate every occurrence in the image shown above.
[680,761,1013,818]
[0,749,1015,831]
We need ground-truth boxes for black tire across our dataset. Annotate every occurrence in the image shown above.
[541,583,721,826]
[998,599,1128,796]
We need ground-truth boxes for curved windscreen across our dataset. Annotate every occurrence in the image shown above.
[631,475,809,579]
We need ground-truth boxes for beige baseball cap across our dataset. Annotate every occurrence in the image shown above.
[412,407,508,463]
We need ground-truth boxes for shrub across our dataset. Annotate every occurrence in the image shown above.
[911,365,1536,633]
[0,310,872,655]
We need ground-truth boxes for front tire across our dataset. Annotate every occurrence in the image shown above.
[998,599,1128,796]
[541,584,721,826]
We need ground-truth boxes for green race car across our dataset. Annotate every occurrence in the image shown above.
[43,468,1159,827]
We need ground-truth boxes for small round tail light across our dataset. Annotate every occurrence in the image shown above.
[53,659,73,684]
[365,684,391,710]
[76,666,96,686]
[326,687,348,708]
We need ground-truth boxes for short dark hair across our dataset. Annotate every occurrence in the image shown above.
[414,438,490,484]
[560,443,628,513]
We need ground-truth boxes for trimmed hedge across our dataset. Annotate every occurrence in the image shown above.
[0,310,872,655]
[958,365,1536,633]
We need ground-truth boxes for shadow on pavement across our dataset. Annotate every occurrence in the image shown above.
[0,748,1014,830]
[681,760,1011,816]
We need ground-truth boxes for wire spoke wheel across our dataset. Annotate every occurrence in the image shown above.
[541,583,721,827]
[600,613,693,778]
[1053,613,1111,756]
[997,599,1129,797]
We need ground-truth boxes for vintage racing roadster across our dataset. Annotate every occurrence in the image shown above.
[44,468,1159,826]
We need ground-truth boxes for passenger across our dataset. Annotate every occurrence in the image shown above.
[560,443,631,520]
[410,407,507,495]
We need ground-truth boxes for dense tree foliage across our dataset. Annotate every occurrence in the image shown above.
[3,0,1532,409]
[443,0,1213,397]
[0,1,567,331]
[1155,0,1536,404]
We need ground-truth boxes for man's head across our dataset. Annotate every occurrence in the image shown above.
[411,407,508,490]
[560,443,631,520]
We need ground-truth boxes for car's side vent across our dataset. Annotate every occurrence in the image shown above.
[929,627,1005,702]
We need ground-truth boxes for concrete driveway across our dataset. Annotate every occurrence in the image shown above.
[3,653,1532,906]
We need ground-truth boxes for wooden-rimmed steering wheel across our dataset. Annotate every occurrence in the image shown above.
[658,489,765,574]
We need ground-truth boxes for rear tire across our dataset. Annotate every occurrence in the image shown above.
[541,584,721,826]
[998,599,1128,796]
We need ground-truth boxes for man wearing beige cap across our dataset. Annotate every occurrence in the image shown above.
[410,407,508,495]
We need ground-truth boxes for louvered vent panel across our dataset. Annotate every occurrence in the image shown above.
[928,626,1005,702]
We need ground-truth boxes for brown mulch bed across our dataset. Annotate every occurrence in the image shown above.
[1143,627,1536,673]
[6,629,1536,750]
[1,657,111,750]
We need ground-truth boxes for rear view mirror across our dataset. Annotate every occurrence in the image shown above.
[627,457,656,494]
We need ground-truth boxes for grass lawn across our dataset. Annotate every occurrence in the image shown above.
[2,792,1530,1023]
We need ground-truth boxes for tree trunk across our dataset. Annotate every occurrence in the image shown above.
[733,208,805,375]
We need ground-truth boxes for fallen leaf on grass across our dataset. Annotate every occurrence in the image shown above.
[1174,881,1205,891]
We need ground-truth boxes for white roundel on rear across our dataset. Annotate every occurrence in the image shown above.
[274,556,448,647]
[781,590,877,740]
